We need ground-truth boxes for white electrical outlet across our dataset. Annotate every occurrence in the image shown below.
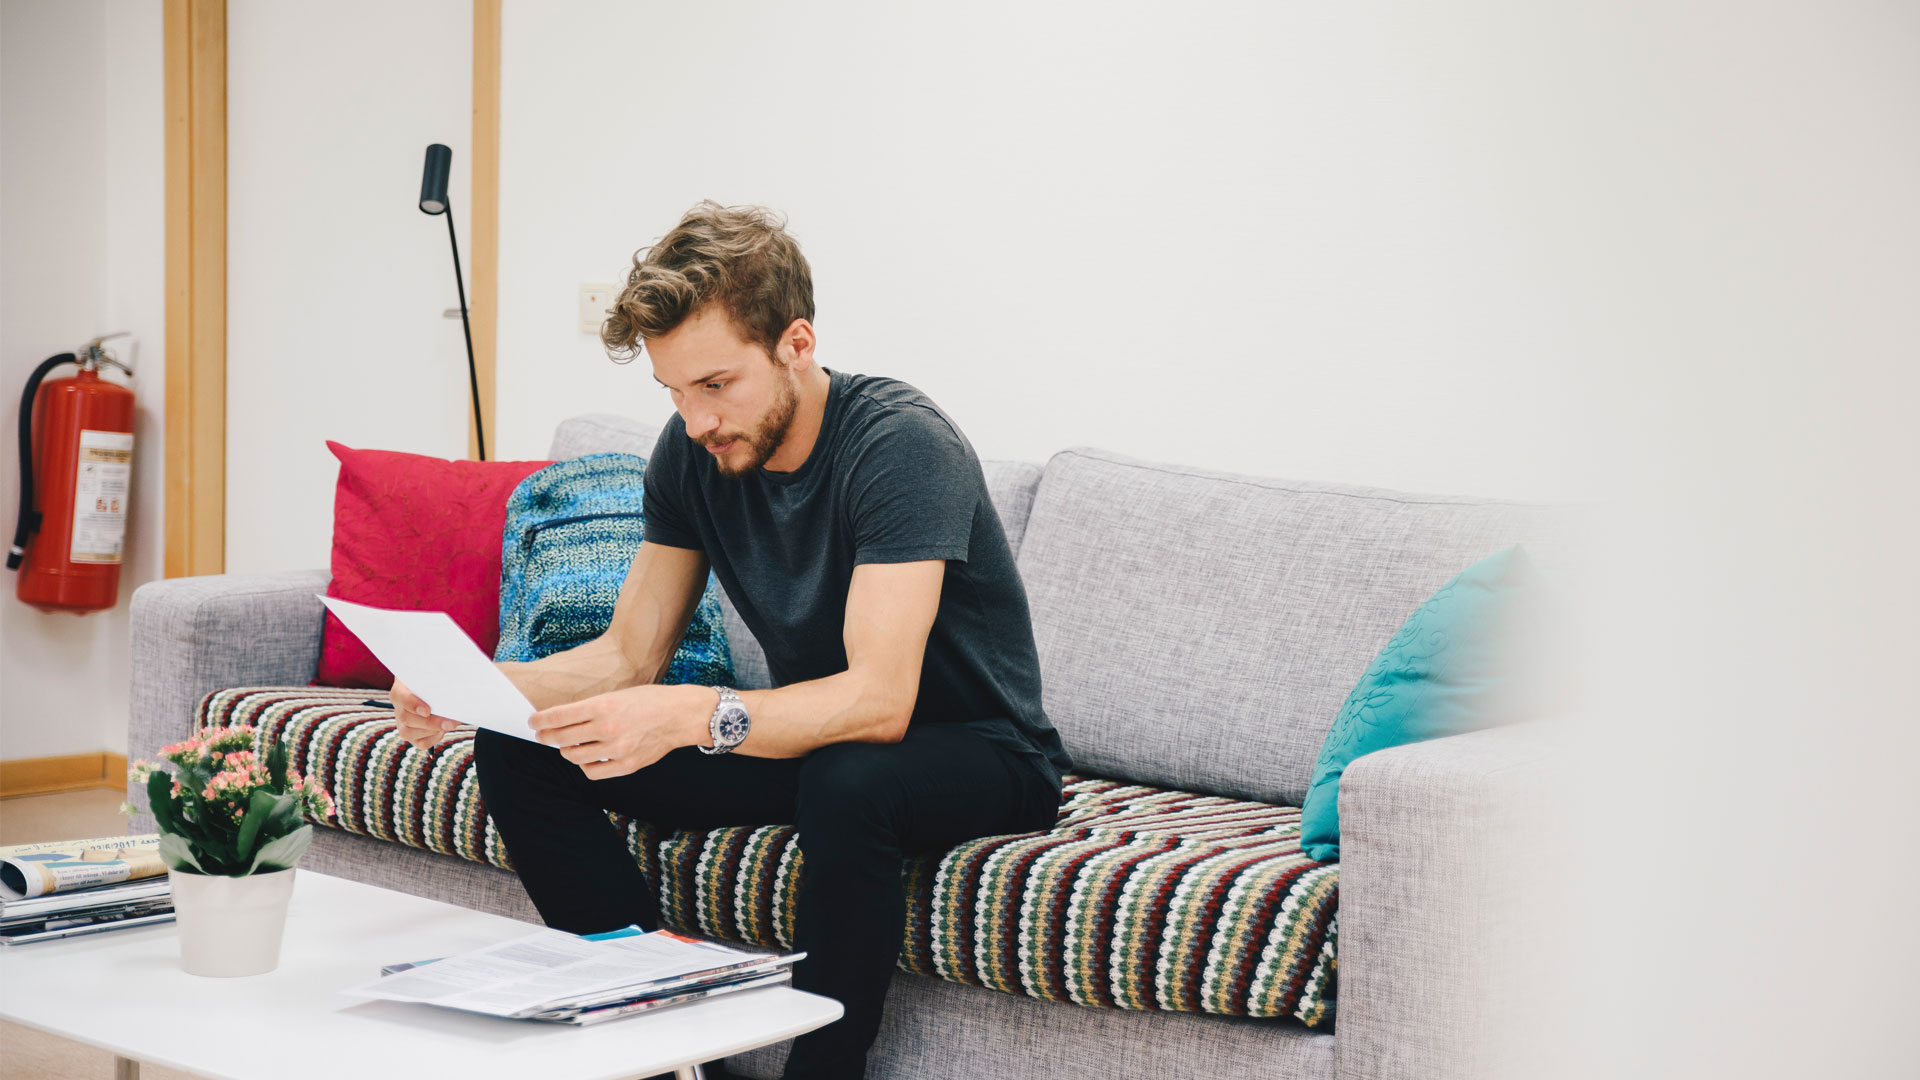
[579,283,616,334]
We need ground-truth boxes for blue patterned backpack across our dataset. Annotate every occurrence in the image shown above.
[495,452,735,687]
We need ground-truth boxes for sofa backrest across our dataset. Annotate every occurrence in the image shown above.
[1014,447,1570,806]
[548,413,656,461]
[548,414,1048,695]
[552,414,1570,808]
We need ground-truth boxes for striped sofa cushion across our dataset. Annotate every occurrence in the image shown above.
[199,687,1338,1027]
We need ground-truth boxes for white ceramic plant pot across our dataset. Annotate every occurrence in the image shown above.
[168,866,297,977]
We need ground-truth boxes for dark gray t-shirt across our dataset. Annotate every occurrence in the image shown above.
[641,366,1072,790]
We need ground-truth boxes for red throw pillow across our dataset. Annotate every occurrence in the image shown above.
[316,441,554,688]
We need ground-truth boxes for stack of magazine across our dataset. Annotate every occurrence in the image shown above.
[346,923,804,1026]
[0,834,173,945]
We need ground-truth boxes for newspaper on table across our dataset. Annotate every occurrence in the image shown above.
[0,835,165,901]
[546,969,794,1026]
[0,907,177,945]
[0,877,169,922]
[343,924,803,1022]
[0,835,176,945]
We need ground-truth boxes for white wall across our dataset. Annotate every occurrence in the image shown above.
[494,0,1607,498]
[225,0,473,574]
[1520,6,1920,1076]
[0,0,164,760]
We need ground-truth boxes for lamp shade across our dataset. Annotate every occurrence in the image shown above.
[419,143,452,215]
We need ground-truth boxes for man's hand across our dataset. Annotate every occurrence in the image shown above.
[529,683,713,781]
[391,677,461,751]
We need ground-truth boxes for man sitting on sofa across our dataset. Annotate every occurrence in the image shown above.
[387,200,1072,1080]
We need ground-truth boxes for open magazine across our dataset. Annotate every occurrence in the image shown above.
[0,834,165,900]
[344,924,804,1025]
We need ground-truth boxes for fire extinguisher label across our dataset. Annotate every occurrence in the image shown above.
[70,429,134,564]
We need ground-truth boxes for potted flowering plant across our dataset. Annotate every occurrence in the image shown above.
[126,725,336,976]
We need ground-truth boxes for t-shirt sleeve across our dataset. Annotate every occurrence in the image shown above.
[642,419,704,551]
[848,406,977,566]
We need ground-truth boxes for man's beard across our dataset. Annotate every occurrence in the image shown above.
[708,366,800,479]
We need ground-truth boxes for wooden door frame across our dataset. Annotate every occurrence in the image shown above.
[163,0,226,578]
[163,0,501,577]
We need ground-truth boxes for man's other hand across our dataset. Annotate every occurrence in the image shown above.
[529,683,710,781]
[392,677,461,751]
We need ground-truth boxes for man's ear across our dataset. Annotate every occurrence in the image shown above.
[780,317,816,369]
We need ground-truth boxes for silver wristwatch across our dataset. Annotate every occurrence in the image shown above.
[699,686,751,755]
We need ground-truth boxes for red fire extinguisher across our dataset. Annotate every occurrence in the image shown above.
[9,333,136,614]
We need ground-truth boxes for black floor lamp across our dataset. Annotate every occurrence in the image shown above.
[418,142,487,461]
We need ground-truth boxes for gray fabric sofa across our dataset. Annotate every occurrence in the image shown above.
[129,411,1570,1080]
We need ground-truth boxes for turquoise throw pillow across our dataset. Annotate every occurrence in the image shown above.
[495,453,735,688]
[1299,545,1544,862]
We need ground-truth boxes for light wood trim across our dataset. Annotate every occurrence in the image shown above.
[163,0,227,577]
[469,0,501,461]
[0,753,130,799]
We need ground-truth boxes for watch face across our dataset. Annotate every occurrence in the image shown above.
[715,706,750,745]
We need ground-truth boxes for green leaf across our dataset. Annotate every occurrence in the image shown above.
[176,759,211,795]
[147,771,207,845]
[267,737,289,791]
[267,788,303,832]
[204,831,237,866]
[158,832,206,874]
[235,789,282,863]
[246,825,313,875]
[145,772,180,831]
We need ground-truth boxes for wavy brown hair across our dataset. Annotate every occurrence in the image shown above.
[602,200,815,364]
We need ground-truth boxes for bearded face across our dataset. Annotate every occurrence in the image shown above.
[648,303,813,479]
[701,362,800,479]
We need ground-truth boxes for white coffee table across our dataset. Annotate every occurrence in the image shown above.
[0,869,841,1080]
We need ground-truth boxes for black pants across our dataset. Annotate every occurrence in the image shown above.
[472,720,1061,1080]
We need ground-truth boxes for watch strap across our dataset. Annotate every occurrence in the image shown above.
[698,686,749,755]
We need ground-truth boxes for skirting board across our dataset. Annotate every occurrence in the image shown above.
[0,752,130,799]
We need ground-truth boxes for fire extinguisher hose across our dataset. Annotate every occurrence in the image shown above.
[8,352,76,571]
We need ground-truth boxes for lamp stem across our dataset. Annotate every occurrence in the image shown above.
[442,201,487,461]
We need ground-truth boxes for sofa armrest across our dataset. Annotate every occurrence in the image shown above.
[127,569,332,815]
[1332,724,1563,1080]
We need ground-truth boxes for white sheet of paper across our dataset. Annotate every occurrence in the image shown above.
[317,595,539,742]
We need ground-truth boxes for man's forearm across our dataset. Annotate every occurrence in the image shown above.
[500,635,652,711]
[724,669,911,759]
[513,645,912,762]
